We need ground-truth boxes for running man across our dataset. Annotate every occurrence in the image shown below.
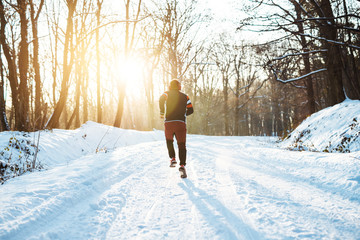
[159,79,194,178]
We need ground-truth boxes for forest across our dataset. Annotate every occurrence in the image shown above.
[0,0,359,136]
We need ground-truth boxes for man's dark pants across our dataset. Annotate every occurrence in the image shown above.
[165,121,187,166]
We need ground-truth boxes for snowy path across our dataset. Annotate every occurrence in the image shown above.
[1,135,360,239]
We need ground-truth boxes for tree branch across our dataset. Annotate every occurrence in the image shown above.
[272,49,327,61]
[271,67,327,83]
[301,33,360,50]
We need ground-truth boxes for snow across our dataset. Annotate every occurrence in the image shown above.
[0,122,164,182]
[274,68,327,84]
[282,99,360,152]
[0,109,360,239]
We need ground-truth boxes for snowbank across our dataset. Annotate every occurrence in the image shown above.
[282,99,360,152]
[38,121,164,167]
[0,121,164,183]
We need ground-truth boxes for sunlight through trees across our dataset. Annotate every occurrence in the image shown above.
[0,0,358,136]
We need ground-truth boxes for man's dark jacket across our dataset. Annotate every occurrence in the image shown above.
[159,90,194,122]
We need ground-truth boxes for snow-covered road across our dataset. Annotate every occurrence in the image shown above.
[1,135,360,239]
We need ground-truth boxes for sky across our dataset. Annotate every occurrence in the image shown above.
[201,0,243,34]
[198,0,267,43]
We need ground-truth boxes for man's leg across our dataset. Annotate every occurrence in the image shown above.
[178,142,186,166]
[174,122,187,166]
[166,139,175,159]
[165,122,175,159]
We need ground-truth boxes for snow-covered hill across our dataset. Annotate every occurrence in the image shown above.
[282,99,360,153]
[0,121,360,239]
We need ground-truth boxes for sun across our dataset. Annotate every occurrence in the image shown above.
[116,56,145,98]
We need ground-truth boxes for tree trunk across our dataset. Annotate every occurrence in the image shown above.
[82,70,88,123]
[169,48,178,79]
[234,61,240,136]
[0,1,19,130]
[74,22,81,129]
[145,69,155,130]
[315,0,345,105]
[51,27,59,107]
[29,0,44,129]
[340,0,360,99]
[293,0,316,114]
[114,83,126,128]
[223,75,229,136]
[17,0,30,131]
[244,102,249,136]
[114,0,130,128]
[96,0,102,123]
[0,45,10,131]
[46,0,77,129]
[66,107,76,129]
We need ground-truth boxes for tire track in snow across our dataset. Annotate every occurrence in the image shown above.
[191,138,360,239]
[104,143,208,240]
[214,148,263,240]
[142,169,176,224]
[178,142,264,240]
[229,147,360,230]
[0,142,164,240]
[226,144,359,239]
[89,145,165,239]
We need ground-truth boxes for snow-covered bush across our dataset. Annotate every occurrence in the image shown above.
[0,133,42,184]
[323,117,360,153]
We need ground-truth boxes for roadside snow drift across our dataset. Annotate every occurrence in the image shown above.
[0,121,163,183]
[282,99,360,152]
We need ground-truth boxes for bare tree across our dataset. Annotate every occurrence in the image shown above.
[213,41,233,136]
[291,0,315,114]
[313,0,345,105]
[232,44,257,136]
[17,0,30,131]
[0,0,31,131]
[44,0,61,109]
[96,0,103,123]
[114,0,143,128]
[241,0,360,109]
[0,45,10,131]
[139,12,166,129]
[156,0,203,80]
[29,0,45,129]
[0,1,17,130]
[46,0,78,129]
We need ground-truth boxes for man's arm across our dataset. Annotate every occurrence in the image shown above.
[159,92,168,118]
[186,95,194,116]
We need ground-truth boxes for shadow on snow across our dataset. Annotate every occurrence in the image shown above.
[178,179,263,240]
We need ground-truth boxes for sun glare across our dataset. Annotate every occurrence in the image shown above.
[116,56,145,98]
